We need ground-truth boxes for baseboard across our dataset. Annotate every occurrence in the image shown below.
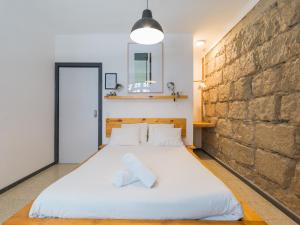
[0,162,56,195]
[197,148,300,224]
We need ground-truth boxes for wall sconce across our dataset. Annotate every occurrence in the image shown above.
[194,80,206,90]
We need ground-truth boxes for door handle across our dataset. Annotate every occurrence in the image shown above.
[94,110,98,118]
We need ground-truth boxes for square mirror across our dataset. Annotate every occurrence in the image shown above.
[128,43,163,93]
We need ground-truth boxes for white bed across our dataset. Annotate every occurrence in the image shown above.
[29,144,243,220]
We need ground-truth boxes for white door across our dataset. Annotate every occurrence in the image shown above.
[59,67,99,163]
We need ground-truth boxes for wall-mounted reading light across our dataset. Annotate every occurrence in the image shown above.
[194,80,206,90]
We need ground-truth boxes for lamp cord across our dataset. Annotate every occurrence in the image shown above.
[147,0,149,9]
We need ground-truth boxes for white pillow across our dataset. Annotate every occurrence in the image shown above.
[151,128,183,146]
[109,127,139,146]
[148,124,174,144]
[122,123,148,144]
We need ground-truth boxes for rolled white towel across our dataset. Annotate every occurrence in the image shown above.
[122,153,157,188]
[112,170,139,188]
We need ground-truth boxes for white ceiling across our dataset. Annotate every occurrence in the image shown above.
[3,0,259,50]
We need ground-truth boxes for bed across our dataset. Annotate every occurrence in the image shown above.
[3,118,267,225]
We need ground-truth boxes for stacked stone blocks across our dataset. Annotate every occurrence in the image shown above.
[202,0,300,215]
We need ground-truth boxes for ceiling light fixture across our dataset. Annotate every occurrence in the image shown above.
[130,0,164,45]
[195,40,206,48]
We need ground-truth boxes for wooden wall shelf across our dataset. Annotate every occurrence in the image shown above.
[193,121,215,128]
[104,95,188,100]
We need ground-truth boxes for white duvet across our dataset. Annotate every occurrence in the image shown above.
[29,145,243,220]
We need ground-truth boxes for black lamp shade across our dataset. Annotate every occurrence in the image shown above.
[130,9,164,45]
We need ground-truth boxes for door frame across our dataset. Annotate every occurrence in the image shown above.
[54,62,102,163]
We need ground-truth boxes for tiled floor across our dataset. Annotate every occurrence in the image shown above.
[0,164,77,223]
[0,152,297,225]
[195,151,298,225]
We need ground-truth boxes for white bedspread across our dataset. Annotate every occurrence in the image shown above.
[29,145,243,220]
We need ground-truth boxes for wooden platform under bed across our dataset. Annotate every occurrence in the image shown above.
[3,147,267,225]
[3,204,267,225]
[3,118,267,225]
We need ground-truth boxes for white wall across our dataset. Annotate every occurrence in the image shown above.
[192,42,204,148]
[0,2,55,189]
[55,34,194,144]
[193,42,202,122]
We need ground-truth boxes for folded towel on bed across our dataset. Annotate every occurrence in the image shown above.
[112,170,139,187]
[122,153,157,188]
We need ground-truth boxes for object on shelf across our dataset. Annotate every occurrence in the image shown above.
[166,82,184,102]
[116,83,123,91]
[106,91,117,97]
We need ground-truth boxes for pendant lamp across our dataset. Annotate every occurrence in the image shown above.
[130,0,164,45]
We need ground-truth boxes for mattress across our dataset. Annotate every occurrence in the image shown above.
[29,145,243,220]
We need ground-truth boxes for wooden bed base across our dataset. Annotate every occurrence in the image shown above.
[3,118,267,225]
[3,147,267,225]
[3,203,267,225]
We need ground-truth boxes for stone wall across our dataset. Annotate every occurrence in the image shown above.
[202,0,300,216]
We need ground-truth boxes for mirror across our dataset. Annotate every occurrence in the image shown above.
[128,43,163,93]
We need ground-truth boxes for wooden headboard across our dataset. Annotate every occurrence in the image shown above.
[106,118,186,138]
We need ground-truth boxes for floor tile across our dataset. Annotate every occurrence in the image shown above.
[265,219,298,225]
[0,163,77,223]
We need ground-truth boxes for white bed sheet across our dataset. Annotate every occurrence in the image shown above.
[29,145,243,220]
